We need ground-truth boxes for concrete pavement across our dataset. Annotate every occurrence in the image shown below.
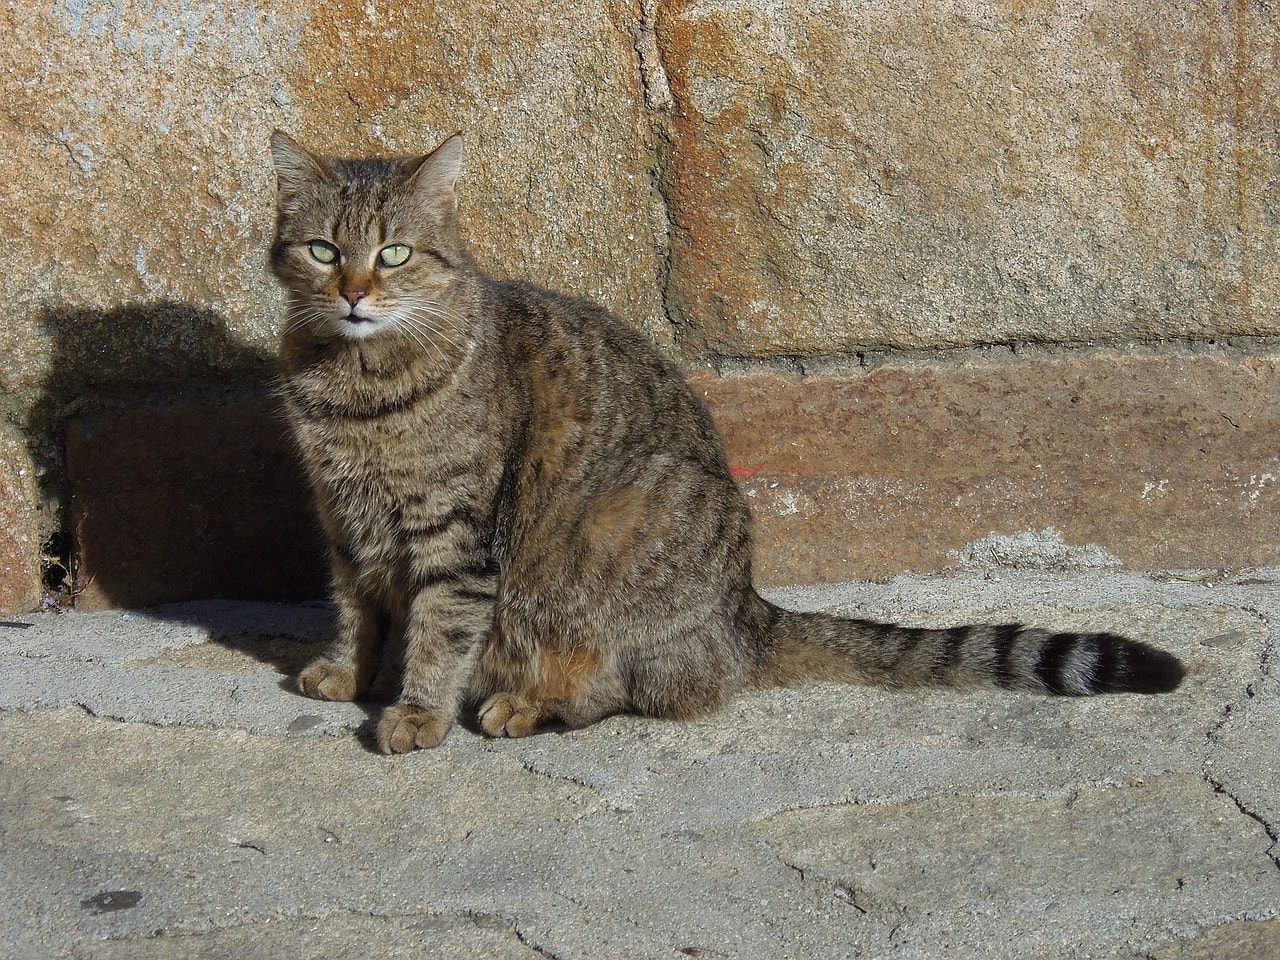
[1,568,1277,959]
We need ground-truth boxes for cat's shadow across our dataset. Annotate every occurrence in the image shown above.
[26,299,327,611]
[142,595,397,750]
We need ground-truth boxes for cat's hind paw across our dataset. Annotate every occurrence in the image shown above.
[478,692,545,738]
[376,703,452,754]
[298,661,359,702]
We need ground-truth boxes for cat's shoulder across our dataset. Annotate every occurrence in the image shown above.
[483,276,610,324]
[482,276,662,359]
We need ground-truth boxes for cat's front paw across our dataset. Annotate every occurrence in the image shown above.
[298,661,359,701]
[376,703,452,754]
[478,692,544,738]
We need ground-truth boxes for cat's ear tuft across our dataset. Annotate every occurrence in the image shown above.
[405,133,465,212]
[270,130,332,194]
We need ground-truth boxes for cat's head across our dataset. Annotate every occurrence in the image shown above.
[269,131,471,345]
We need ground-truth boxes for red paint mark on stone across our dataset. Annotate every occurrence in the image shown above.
[729,463,757,479]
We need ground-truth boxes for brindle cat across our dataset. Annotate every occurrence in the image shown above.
[269,131,1185,754]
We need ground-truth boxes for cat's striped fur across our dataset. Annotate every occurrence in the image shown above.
[269,132,1185,754]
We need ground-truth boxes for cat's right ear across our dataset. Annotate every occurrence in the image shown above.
[405,134,465,214]
[270,130,332,195]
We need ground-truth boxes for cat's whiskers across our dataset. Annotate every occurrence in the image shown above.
[406,312,469,349]
[394,300,470,363]
[387,312,448,362]
[399,295,469,338]
[399,312,464,351]
[403,321,465,365]
[282,302,331,337]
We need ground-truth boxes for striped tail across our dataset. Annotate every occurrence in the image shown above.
[755,603,1185,695]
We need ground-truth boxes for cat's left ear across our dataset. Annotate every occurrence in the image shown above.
[405,134,465,214]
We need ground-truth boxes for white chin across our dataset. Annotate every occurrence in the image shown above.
[334,316,386,340]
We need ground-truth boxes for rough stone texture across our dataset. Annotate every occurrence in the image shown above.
[71,914,538,960]
[1151,922,1280,960]
[1208,667,1280,838]
[0,571,1276,959]
[2,0,669,395]
[0,422,41,614]
[65,401,328,611]
[9,1,1279,378]
[72,916,537,960]
[7,0,1280,606]
[750,777,1277,954]
[658,1,1280,356]
[63,351,1280,607]
[696,350,1280,584]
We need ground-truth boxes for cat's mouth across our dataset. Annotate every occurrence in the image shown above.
[339,303,381,327]
[335,310,384,340]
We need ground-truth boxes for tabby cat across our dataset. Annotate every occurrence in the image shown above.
[269,131,1185,754]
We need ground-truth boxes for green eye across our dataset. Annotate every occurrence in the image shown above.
[379,244,412,267]
[308,240,339,264]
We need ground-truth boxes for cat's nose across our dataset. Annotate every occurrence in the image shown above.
[342,287,366,307]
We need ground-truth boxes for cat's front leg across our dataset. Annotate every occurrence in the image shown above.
[375,566,496,753]
[298,562,386,702]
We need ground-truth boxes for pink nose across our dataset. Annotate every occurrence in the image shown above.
[342,287,366,306]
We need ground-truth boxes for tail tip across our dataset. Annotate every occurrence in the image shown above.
[1111,643,1187,694]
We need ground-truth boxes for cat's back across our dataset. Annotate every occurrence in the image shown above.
[487,278,667,377]
[481,276,753,603]
[484,277,726,470]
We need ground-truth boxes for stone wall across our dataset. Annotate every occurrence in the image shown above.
[3,0,1278,611]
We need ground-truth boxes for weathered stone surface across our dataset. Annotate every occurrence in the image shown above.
[11,1,1280,606]
[71,914,537,960]
[66,401,328,611]
[61,352,1280,607]
[15,1,1277,382]
[750,776,1280,957]
[3,0,669,395]
[1208,674,1280,840]
[696,351,1280,584]
[658,1,1280,356]
[0,422,41,614]
[1151,922,1280,960]
[1,571,1274,960]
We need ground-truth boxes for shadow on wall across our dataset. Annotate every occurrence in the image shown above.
[26,301,328,611]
